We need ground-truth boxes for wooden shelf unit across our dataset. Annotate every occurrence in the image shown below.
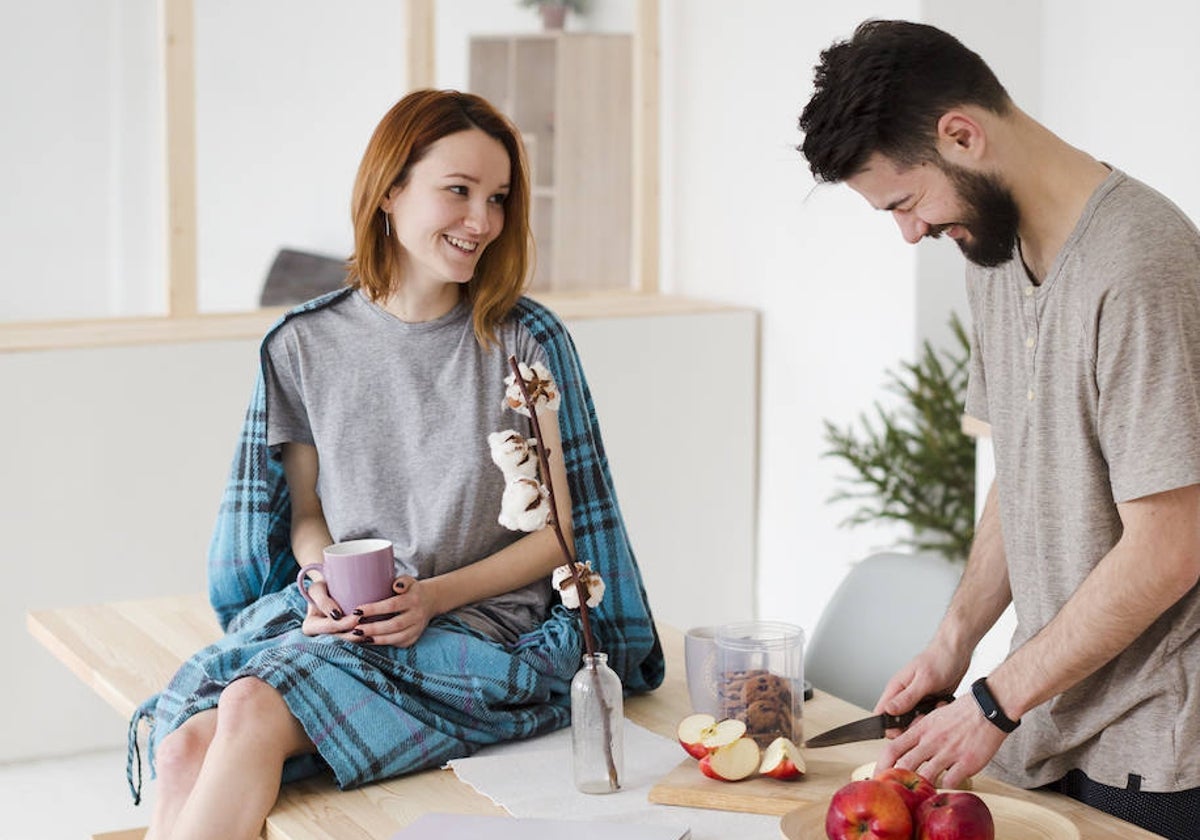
[470,33,632,292]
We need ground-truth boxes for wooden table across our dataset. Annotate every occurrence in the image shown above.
[28,594,1162,839]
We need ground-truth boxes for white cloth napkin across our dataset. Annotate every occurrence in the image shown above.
[446,721,781,840]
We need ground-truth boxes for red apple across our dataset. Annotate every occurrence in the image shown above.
[825,780,913,840]
[758,736,805,780]
[874,767,937,818]
[676,713,746,759]
[915,791,995,840]
[697,736,761,781]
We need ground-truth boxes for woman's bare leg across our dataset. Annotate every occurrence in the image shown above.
[166,677,316,840]
[144,709,218,840]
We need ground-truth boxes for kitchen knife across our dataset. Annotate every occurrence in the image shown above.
[805,694,955,748]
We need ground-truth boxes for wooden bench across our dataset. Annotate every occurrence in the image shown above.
[28,595,1160,840]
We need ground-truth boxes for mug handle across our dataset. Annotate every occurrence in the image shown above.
[296,563,325,608]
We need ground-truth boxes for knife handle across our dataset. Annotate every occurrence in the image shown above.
[881,694,955,730]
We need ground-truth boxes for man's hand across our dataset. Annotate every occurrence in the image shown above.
[875,693,1008,789]
[871,644,981,786]
[874,646,969,729]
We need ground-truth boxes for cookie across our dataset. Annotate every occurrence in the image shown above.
[741,671,793,708]
[745,699,793,744]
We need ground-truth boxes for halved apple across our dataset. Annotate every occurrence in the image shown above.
[698,736,761,781]
[676,713,747,759]
[758,736,805,780]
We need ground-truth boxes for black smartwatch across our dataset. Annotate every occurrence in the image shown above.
[971,677,1021,733]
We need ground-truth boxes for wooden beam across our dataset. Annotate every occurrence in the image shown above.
[632,0,660,293]
[406,0,436,90]
[0,294,746,353]
[962,414,992,438]
[163,0,198,317]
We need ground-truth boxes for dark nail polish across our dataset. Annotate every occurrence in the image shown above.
[352,609,364,616]
[330,609,344,620]
[361,636,374,644]
[352,628,364,637]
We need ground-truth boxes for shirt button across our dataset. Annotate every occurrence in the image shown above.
[1025,287,1034,297]
[1026,336,1035,348]
[1027,389,1035,401]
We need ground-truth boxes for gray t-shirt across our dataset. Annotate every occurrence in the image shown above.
[965,169,1200,791]
[264,290,552,644]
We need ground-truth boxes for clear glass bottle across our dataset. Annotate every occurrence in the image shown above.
[571,652,624,793]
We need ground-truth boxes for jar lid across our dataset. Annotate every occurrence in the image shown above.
[715,620,804,651]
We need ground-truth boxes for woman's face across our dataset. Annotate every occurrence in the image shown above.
[383,128,511,292]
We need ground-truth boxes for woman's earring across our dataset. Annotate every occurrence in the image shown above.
[383,213,391,237]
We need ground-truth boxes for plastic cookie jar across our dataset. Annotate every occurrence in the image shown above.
[715,621,805,746]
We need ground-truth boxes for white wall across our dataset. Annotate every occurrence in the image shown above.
[1041,0,1200,220]
[661,0,923,641]
[1,0,163,322]
[194,0,409,313]
[4,309,757,763]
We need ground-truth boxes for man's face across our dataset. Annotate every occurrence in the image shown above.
[846,152,1019,267]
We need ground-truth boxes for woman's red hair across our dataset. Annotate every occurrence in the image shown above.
[347,89,532,347]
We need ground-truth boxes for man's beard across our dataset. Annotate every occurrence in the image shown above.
[927,164,1020,268]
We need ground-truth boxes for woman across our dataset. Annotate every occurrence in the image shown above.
[130,90,663,840]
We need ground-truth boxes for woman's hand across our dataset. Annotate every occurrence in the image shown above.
[299,579,361,636]
[349,576,437,648]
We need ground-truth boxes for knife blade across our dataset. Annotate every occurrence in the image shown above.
[805,694,954,748]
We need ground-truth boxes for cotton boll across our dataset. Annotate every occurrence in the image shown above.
[503,361,562,416]
[498,476,550,532]
[551,562,606,609]
[526,362,561,412]
[581,572,605,608]
[552,564,580,608]
[487,430,540,479]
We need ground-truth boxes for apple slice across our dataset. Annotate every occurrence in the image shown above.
[850,761,876,781]
[699,736,761,781]
[676,713,747,759]
[758,736,806,780]
[851,761,975,790]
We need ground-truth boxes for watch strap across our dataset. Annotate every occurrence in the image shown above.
[971,676,1020,733]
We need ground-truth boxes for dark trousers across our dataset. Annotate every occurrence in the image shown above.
[1039,769,1200,840]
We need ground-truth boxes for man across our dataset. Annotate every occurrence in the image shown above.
[798,20,1200,839]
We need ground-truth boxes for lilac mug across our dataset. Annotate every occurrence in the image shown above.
[297,538,396,615]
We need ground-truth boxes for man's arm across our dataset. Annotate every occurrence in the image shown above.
[987,481,1200,721]
[881,482,1200,787]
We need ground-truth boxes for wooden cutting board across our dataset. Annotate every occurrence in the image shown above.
[647,741,882,817]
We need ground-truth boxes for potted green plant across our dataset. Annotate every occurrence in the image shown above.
[519,0,590,31]
[822,313,976,562]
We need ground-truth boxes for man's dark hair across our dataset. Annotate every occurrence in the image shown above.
[798,20,1011,183]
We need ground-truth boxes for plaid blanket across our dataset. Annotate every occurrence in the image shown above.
[126,290,664,803]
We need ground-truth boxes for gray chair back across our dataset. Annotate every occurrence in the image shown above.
[804,552,962,711]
